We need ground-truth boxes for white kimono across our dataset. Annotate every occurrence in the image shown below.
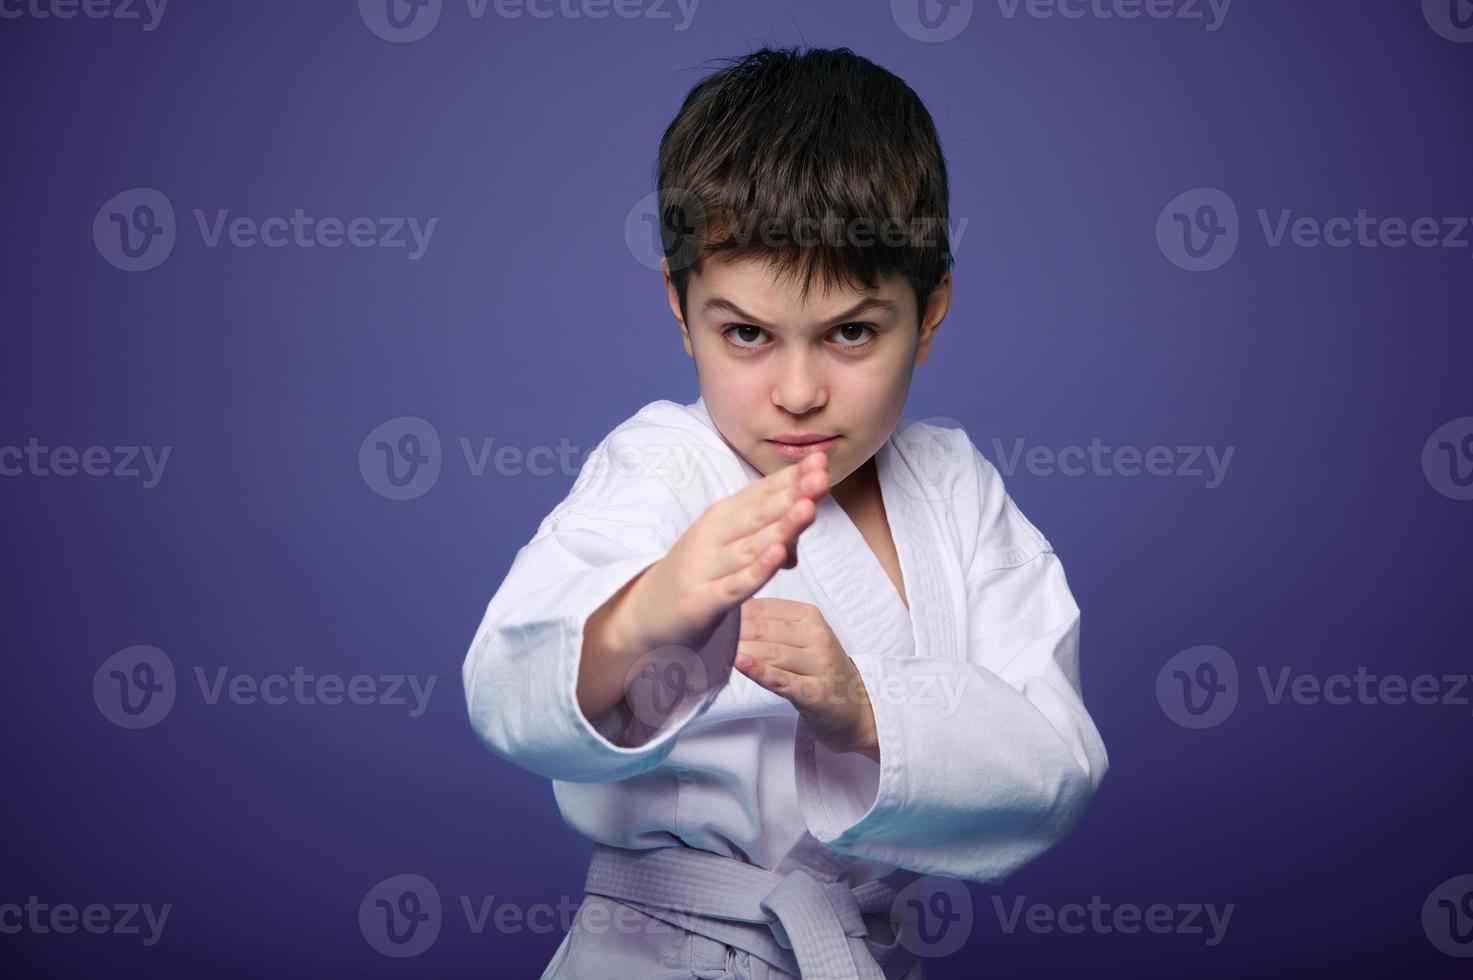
[461,396,1109,977]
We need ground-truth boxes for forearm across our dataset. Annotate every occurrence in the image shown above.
[576,564,655,724]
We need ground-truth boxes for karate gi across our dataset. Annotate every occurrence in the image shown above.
[461,397,1109,979]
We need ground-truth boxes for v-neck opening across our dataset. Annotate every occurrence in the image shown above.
[688,397,920,658]
[829,443,912,620]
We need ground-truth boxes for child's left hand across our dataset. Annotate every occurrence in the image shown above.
[736,597,879,763]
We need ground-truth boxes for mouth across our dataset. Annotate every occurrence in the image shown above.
[766,434,840,460]
[768,434,838,446]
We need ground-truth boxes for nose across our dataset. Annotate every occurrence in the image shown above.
[770,348,827,416]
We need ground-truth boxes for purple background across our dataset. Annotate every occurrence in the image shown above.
[3,0,1471,975]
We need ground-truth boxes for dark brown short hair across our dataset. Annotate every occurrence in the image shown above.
[655,45,953,327]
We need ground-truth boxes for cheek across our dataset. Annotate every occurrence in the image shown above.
[704,369,767,412]
[838,356,909,404]
[699,374,767,446]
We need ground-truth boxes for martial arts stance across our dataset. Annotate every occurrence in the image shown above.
[462,45,1109,980]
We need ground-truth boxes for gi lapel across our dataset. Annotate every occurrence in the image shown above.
[797,464,913,661]
[876,424,964,664]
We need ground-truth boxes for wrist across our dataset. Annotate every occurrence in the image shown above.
[602,565,656,661]
[850,684,880,763]
[856,714,880,763]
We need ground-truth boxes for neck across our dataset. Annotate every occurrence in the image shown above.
[829,456,878,515]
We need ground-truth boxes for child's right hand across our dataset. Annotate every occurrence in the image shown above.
[622,450,831,655]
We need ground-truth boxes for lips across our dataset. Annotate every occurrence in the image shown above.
[769,434,837,445]
[767,435,840,462]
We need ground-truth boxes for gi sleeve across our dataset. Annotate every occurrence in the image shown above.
[461,427,738,784]
[793,443,1110,883]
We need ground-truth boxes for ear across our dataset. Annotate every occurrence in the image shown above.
[914,271,952,366]
[662,257,695,358]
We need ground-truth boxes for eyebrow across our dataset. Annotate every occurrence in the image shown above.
[701,296,899,330]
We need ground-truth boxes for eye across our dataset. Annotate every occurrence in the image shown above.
[718,322,878,353]
[831,323,877,349]
[721,324,769,350]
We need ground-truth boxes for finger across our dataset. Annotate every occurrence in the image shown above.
[736,638,820,675]
[736,656,824,707]
[722,455,810,518]
[742,597,814,623]
[701,537,791,607]
[739,609,810,649]
[714,461,822,547]
[713,455,829,546]
[703,494,816,585]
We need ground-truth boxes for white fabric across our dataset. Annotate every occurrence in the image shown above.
[462,396,1109,885]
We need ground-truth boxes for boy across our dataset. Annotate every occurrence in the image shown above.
[462,46,1108,980]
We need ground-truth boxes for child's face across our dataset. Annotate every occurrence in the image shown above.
[664,253,950,491]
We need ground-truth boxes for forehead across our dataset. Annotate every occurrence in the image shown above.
[690,254,908,325]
